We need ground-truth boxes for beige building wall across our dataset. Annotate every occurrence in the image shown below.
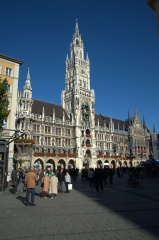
[0,54,23,173]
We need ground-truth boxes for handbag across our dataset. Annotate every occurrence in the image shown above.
[68,184,72,190]
[41,182,44,188]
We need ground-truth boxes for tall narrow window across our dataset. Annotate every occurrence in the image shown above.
[7,84,11,93]
[5,67,12,77]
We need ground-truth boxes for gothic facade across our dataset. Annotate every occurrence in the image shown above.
[14,21,149,170]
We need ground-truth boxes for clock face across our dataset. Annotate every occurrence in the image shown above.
[81,69,85,74]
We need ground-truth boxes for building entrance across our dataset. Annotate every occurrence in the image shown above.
[83,159,89,169]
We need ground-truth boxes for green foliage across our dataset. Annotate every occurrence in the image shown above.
[0,77,10,131]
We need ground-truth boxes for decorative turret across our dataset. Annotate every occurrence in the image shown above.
[23,68,32,97]
[19,68,33,115]
[42,106,45,120]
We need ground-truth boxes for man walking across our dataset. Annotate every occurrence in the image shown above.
[25,167,38,206]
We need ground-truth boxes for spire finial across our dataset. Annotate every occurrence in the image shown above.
[23,67,32,91]
[75,19,79,36]
[26,67,30,80]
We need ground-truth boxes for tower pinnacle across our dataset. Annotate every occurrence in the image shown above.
[23,68,32,91]
[75,19,79,36]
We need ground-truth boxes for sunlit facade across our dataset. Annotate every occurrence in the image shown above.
[14,22,149,171]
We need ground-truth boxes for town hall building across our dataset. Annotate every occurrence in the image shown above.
[14,21,149,171]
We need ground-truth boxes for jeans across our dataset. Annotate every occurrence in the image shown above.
[58,182,63,193]
[26,188,35,205]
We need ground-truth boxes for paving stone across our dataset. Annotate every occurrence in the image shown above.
[1,174,159,240]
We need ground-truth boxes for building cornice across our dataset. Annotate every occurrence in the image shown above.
[0,54,23,65]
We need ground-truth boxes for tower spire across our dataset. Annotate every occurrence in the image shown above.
[23,68,32,91]
[75,19,79,36]
[26,67,30,80]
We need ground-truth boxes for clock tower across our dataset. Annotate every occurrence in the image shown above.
[61,20,96,169]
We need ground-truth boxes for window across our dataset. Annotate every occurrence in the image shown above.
[5,67,12,77]
[114,136,117,142]
[7,84,11,93]
[56,128,61,135]
[25,122,28,129]
[33,124,36,131]
[37,125,40,132]
[65,139,70,147]
[56,138,61,146]
[45,126,51,134]
[65,129,70,136]
[37,136,39,144]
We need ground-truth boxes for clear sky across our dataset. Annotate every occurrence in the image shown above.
[1,0,159,132]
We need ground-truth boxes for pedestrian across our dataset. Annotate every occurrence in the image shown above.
[49,171,58,199]
[25,167,38,206]
[57,168,65,193]
[109,169,113,185]
[39,171,44,186]
[88,168,94,187]
[65,171,71,193]
[41,173,50,198]
[12,170,18,194]
[7,172,10,188]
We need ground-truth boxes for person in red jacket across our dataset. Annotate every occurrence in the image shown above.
[25,167,38,206]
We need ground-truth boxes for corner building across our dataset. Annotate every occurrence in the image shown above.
[14,21,149,170]
[0,54,23,173]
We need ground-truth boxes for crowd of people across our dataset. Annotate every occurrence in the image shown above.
[10,163,159,206]
[81,168,115,191]
[11,167,74,206]
[81,164,159,191]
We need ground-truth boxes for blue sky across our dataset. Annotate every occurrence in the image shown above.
[1,0,159,132]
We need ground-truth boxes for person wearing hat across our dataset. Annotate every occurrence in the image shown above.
[49,171,58,199]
